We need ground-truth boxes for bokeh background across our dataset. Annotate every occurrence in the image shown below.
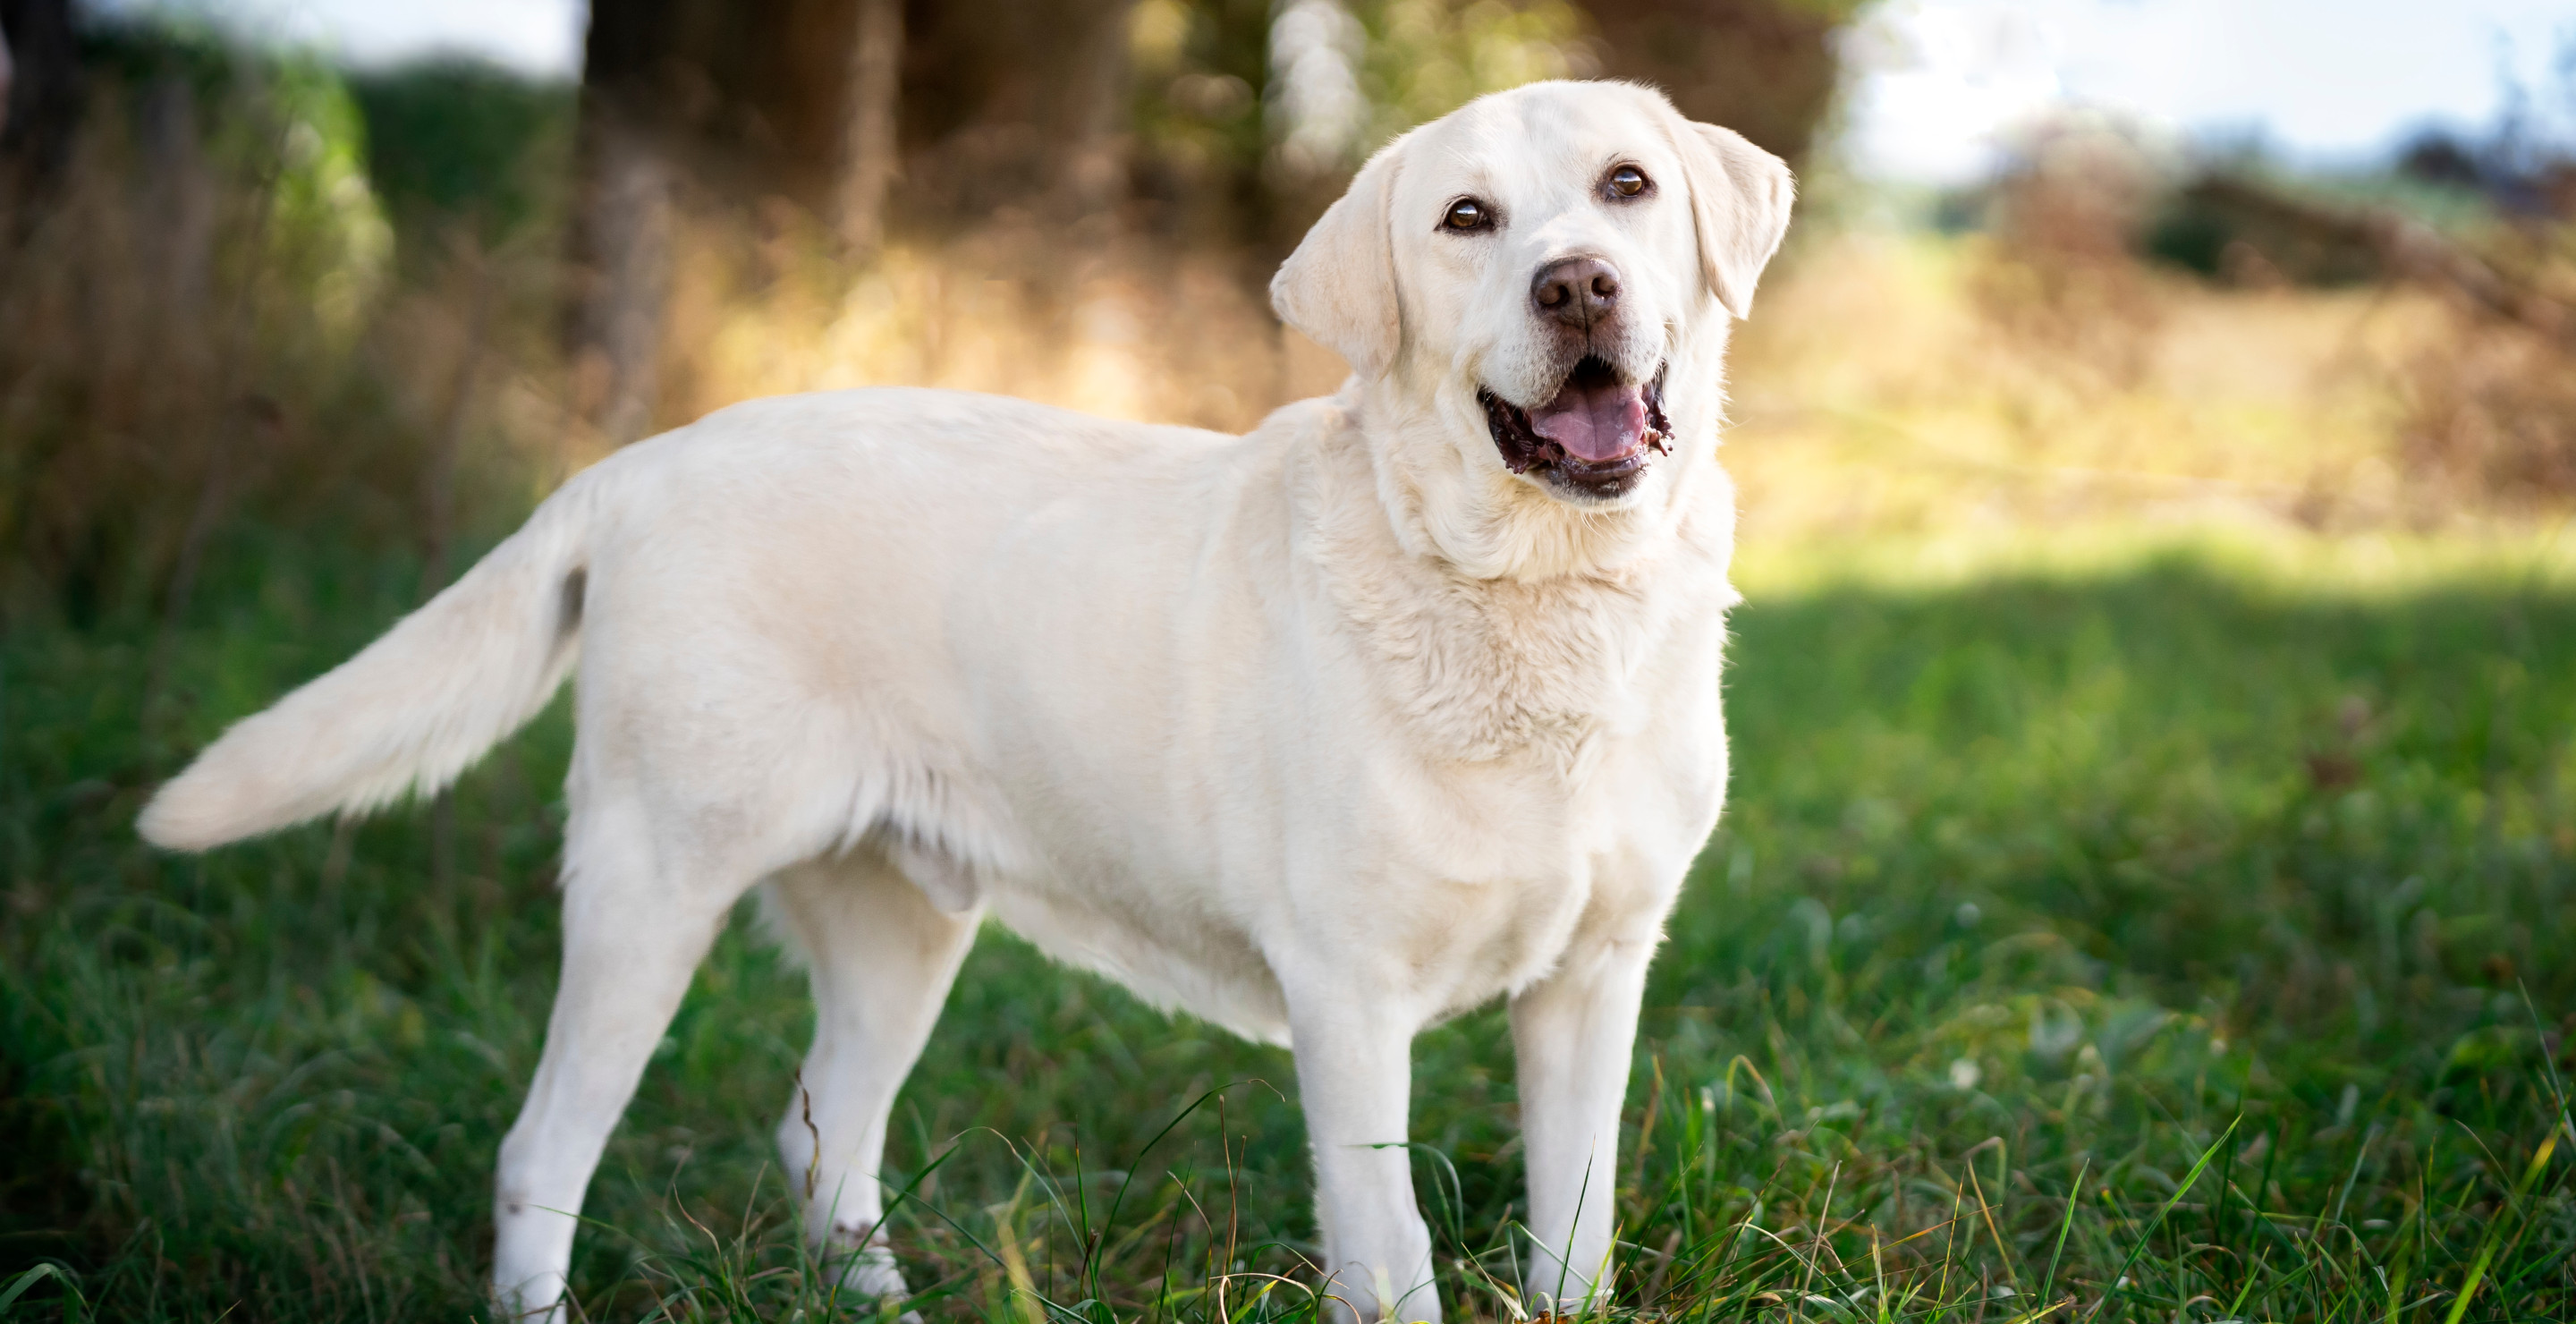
[1,1,2572,1320]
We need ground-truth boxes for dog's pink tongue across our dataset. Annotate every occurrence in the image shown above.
[1528,378,1648,462]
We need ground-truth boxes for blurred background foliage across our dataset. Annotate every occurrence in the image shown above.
[1,0,2573,1318]
[4,0,2573,627]
[0,0,1872,621]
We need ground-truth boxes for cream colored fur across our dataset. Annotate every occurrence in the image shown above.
[140,81,1792,1323]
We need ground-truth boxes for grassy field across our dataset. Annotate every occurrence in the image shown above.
[3,516,2572,1322]
[6,23,2573,1320]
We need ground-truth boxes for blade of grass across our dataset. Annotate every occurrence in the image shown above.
[2438,1126,2559,1324]
[1963,1138,2017,1287]
[2037,1158,2089,1310]
[1798,1161,1840,1309]
[0,1265,66,1317]
[2085,1116,2239,1321]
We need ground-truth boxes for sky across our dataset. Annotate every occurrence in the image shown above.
[99,0,589,76]
[110,0,2576,184]
[1841,0,2576,182]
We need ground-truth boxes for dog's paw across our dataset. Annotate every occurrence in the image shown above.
[835,1243,919,1322]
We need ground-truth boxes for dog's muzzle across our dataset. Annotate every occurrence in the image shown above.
[1480,358,1670,499]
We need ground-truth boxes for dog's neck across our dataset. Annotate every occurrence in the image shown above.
[1282,367,1739,771]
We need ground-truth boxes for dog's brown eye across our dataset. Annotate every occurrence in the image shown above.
[1444,198,1490,231]
[1609,165,1648,198]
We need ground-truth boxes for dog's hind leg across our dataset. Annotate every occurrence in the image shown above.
[767,849,981,1304]
[489,794,756,1323]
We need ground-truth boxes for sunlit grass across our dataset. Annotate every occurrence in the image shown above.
[4,518,2570,1320]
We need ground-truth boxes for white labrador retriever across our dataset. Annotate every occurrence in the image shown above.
[140,80,1791,1322]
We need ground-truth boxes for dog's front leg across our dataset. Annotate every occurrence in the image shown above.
[1510,934,1654,1312]
[1286,985,1440,1324]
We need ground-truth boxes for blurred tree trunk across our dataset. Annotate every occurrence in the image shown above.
[1575,0,1854,168]
[559,0,1148,437]
[567,0,922,438]
[0,0,82,221]
[896,0,1136,222]
[564,0,682,445]
[140,75,214,359]
[1055,0,1134,216]
[835,0,902,255]
[564,115,673,445]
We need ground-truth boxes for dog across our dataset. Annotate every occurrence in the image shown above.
[139,79,1792,1323]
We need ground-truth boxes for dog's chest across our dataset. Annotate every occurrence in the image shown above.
[1336,563,1664,772]
[1379,709,1708,1006]
[1321,589,1723,1016]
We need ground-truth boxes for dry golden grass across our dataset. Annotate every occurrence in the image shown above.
[1718,229,2576,598]
[664,218,1349,446]
[633,217,2576,598]
[642,223,2438,512]
[1724,233,2454,547]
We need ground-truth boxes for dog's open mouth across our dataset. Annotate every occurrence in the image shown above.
[1480,358,1670,496]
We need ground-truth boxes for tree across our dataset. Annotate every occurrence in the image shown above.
[565,0,880,442]
[0,0,83,219]
[1577,0,1856,168]
[563,0,1137,441]
[894,0,1137,221]
[835,0,901,255]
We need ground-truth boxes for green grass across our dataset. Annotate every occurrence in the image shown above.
[3,523,2572,1321]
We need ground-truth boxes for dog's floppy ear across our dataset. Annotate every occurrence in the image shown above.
[1669,117,1795,319]
[1270,142,1403,378]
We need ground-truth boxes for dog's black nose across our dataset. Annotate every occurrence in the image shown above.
[1531,257,1621,329]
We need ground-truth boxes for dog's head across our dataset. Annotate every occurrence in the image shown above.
[1272,81,1792,575]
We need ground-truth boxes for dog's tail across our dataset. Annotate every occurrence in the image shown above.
[139,473,602,853]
